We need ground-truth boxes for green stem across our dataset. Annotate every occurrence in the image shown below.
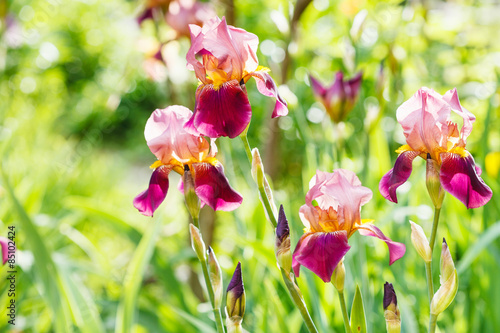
[191,216,225,333]
[240,134,277,228]
[281,269,319,333]
[425,207,441,303]
[428,314,438,333]
[338,290,352,333]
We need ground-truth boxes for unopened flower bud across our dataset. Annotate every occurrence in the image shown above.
[383,282,401,333]
[183,165,200,219]
[426,155,445,208]
[226,262,245,320]
[251,148,264,185]
[409,221,432,262]
[207,247,223,309]
[275,205,292,274]
[430,238,458,316]
[332,258,345,292]
[189,224,206,261]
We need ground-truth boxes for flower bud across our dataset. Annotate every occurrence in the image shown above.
[189,224,206,261]
[331,258,345,292]
[275,205,292,274]
[430,238,458,316]
[183,165,200,219]
[426,155,445,208]
[226,262,245,320]
[383,282,401,333]
[409,221,432,262]
[207,247,223,309]
[251,148,264,185]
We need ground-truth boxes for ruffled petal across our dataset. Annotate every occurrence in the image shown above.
[357,223,406,265]
[192,162,243,211]
[250,70,288,118]
[442,88,476,143]
[379,150,420,203]
[186,80,252,138]
[440,153,492,209]
[133,166,171,217]
[0,237,9,265]
[292,231,350,283]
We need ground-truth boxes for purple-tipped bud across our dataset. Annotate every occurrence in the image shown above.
[426,154,445,208]
[383,282,401,333]
[226,262,245,319]
[207,247,223,309]
[275,205,292,274]
[183,165,200,219]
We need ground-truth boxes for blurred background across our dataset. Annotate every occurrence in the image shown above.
[0,0,499,332]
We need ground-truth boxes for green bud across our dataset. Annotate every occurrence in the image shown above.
[189,224,206,261]
[426,156,445,208]
[183,165,200,219]
[332,258,345,292]
[409,221,432,262]
[430,238,458,316]
[207,247,223,309]
[251,148,264,185]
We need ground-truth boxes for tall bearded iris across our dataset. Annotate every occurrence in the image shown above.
[379,87,492,209]
[292,169,406,283]
[184,16,288,138]
[133,105,243,216]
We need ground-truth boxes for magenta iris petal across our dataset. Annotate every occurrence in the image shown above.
[379,150,420,203]
[192,162,243,211]
[309,75,327,97]
[292,231,350,283]
[186,80,252,138]
[133,166,171,216]
[357,224,406,265]
[440,153,492,209]
[0,237,9,265]
[250,71,288,118]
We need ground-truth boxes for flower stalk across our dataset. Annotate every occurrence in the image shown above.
[337,290,352,333]
[424,207,441,303]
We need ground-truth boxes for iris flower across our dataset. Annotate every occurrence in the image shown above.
[309,71,362,123]
[379,87,492,208]
[184,16,288,138]
[292,169,405,283]
[133,106,242,216]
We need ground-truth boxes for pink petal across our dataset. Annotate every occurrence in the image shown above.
[133,166,171,217]
[309,75,327,97]
[325,71,345,104]
[186,80,252,138]
[345,71,362,102]
[440,153,492,209]
[192,162,243,211]
[357,224,406,265]
[379,150,420,203]
[292,231,350,283]
[0,237,9,265]
[442,88,476,144]
[145,106,210,163]
[165,0,215,38]
[250,70,288,118]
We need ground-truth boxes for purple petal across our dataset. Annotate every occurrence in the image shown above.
[0,237,9,265]
[185,80,252,138]
[309,75,327,97]
[440,153,492,209]
[292,231,350,283]
[250,70,288,118]
[357,224,406,265]
[345,71,362,102]
[227,262,244,297]
[133,166,171,216]
[383,282,397,309]
[137,8,154,25]
[192,162,243,211]
[276,205,290,241]
[379,150,420,203]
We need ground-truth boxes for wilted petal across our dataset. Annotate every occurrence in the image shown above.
[379,150,420,203]
[192,162,243,211]
[440,153,492,208]
[250,70,288,118]
[292,231,350,283]
[185,81,252,138]
[0,237,9,265]
[357,223,406,265]
[133,166,171,216]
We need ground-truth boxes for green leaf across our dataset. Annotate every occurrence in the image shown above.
[350,285,367,333]
[457,221,500,274]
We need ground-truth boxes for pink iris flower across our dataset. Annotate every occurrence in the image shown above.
[166,0,215,38]
[309,71,362,123]
[292,169,406,283]
[379,87,492,209]
[133,106,243,216]
[184,16,288,138]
